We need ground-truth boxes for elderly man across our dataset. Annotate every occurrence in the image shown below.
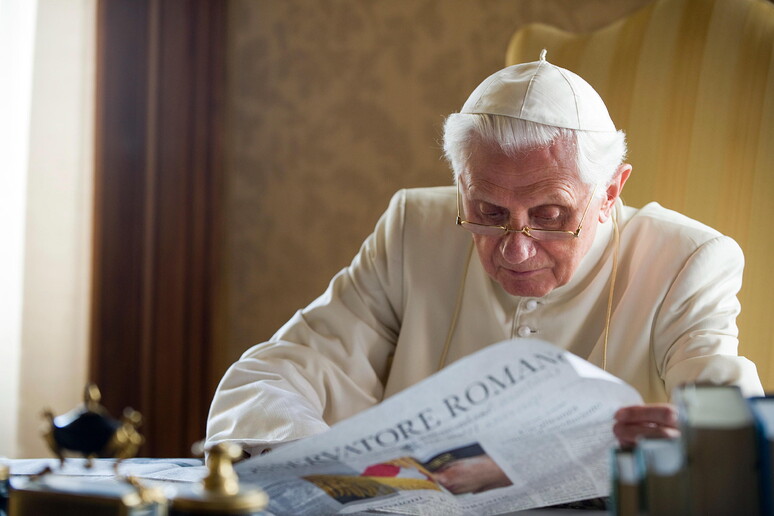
[206,52,762,459]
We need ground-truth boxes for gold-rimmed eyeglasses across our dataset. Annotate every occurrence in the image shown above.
[455,182,598,241]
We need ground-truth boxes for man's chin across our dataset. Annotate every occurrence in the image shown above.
[496,271,555,298]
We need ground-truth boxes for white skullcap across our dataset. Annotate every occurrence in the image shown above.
[460,49,616,132]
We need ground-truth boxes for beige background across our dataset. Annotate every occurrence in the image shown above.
[220,0,653,371]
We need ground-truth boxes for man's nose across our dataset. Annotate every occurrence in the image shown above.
[499,230,537,264]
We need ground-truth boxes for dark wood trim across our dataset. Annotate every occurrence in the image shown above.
[91,0,225,458]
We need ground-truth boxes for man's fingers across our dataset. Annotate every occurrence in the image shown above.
[613,404,681,447]
[613,421,681,447]
[614,404,678,427]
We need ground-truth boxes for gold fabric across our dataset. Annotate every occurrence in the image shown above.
[506,0,774,389]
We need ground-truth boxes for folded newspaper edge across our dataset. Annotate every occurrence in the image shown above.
[236,338,643,516]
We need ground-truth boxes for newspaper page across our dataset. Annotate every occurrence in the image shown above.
[235,338,643,515]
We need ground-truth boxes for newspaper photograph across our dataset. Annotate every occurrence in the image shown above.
[236,338,643,515]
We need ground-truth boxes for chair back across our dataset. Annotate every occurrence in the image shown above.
[506,0,774,387]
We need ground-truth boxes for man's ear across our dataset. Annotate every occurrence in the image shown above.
[599,164,632,223]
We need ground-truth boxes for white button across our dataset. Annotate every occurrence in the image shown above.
[517,325,533,337]
[525,300,538,311]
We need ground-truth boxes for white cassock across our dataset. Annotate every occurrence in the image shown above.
[206,186,763,456]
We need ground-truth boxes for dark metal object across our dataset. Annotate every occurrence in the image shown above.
[42,384,143,465]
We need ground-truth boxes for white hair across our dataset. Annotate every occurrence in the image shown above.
[442,114,627,189]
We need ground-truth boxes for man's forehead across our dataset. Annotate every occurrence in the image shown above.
[463,148,583,198]
[468,138,578,172]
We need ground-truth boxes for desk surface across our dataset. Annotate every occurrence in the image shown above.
[4,458,607,515]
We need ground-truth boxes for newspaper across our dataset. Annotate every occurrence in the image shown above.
[236,338,643,515]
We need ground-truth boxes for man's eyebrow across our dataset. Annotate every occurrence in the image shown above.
[534,193,575,206]
[468,189,576,207]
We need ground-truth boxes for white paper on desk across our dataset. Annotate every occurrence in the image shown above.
[236,338,642,516]
[7,458,204,479]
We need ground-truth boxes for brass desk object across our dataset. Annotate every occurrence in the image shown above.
[170,443,268,515]
[9,384,164,516]
[1,463,9,516]
[9,475,165,516]
[43,383,143,464]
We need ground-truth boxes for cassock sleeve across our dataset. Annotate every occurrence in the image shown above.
[653,235,763,398]
[205,190,407,455]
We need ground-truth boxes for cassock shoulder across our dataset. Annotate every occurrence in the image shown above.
[619,201,742,261]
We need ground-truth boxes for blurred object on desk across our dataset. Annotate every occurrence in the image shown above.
[42,384,143,467]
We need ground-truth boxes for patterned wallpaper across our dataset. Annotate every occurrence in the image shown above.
[220,0,653,369]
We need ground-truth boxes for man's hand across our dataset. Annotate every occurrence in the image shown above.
[431,455,513,494]
[613,403,680,447]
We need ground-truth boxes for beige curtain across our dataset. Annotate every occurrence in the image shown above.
[0,0,95,458]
